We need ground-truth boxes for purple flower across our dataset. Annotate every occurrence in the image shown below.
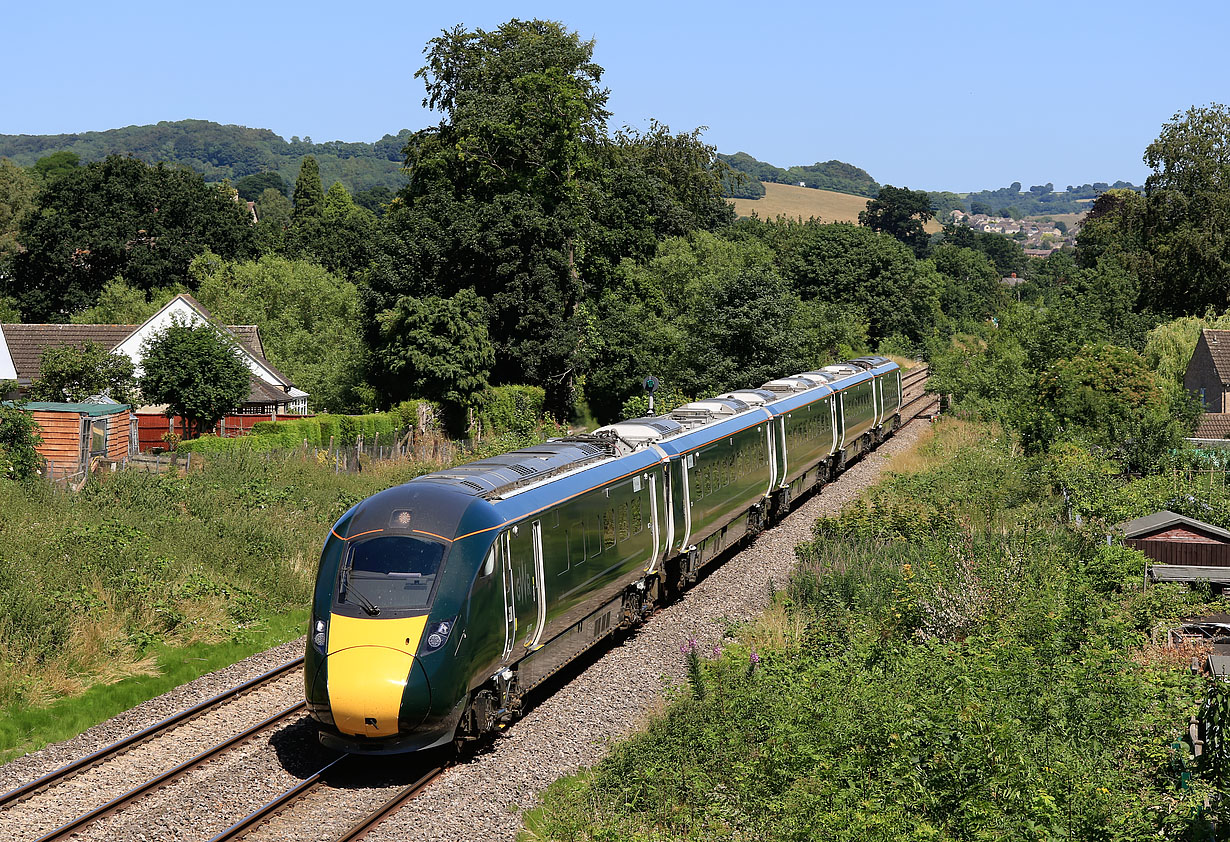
[750,649,760,665]
[680,636,699,655]
[712,645,721,658]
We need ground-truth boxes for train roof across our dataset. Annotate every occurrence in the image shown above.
[417,438,614,499]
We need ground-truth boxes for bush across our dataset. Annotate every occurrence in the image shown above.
[0,404,42,481]
[478,385,547,437]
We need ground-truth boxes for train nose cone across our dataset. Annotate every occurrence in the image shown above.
[323,614,432,739]
[325,647,432,737]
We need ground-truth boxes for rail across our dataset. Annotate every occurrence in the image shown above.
[0,657,304,808]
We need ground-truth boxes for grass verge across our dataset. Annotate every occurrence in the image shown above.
[0,608,307,766]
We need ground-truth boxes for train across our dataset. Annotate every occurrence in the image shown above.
[305,357,904,754]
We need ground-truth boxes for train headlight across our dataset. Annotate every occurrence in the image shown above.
[312,617,327,653]
[421,618,456,654]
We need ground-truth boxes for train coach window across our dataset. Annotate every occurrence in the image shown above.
[617,503,630,541]
[569,523,585,568]
[603,508,617,550]
[341,536,446,612]
[630,497,643,535]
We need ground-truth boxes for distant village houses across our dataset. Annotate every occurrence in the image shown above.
[948,209,1076,253]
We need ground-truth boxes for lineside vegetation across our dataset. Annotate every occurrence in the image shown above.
[523,419,1229,840]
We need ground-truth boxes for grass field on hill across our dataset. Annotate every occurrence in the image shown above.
[730,182,941,232]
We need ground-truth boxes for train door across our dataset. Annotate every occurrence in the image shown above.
[778,416,789,489]
[507,523,544,652]
[873,376,883,427]
[529,521,547,649]
[497,531,515,661]
[647,473,662,574]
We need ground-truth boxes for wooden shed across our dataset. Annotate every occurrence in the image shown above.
[19,402,135,479]
[1113,510,1230,569]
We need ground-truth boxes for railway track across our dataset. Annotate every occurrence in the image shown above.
[1,364,939,841]
[205,757,445,842]
[0,657,304,812]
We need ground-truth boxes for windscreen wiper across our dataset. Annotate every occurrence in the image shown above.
[340,561,380,616]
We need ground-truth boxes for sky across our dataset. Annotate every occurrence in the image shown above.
[4,1,1227,192]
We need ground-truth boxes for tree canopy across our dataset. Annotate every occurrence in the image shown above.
[139,319,251,436]
[7,156,256,320]
[27,341,138,404]
[858,185,934,257]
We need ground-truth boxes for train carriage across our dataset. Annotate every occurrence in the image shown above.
[306,358,907,755]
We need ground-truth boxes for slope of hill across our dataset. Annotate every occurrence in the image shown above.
[730,182,942,233]
[720,152,880,197]
[0,120,411,194]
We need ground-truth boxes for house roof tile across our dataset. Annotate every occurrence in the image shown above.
[1112,509,1230,542]
[1203,330,1230,385]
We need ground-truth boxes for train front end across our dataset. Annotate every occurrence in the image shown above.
[304,482,497,754]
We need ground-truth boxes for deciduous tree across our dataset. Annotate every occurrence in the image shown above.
[858,185,934,257]
[139,318,251,437]
[27,341,138,404]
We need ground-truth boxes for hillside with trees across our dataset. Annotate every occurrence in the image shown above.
[0,120,412,202]
[719,151,881,197]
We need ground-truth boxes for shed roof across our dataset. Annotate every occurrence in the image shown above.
[1195,413,1230,439]
[12,401,130,416]
[1112,509,1230,541]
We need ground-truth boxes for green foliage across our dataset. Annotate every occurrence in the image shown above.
[373,290,494,423]
[26,341,138,404]
[291,156,324,219]
[477,385,547,437]
[0,158,37,271]
[718,151,881,197]
[69,276,180,326]
[7,155,256,320]
[31,150,79,184]
[190,252,368,413]
[929,243,1005,323]
[139,318,251,436]
[858,184,935,257]
[768,220,943,344]
[526,423,1218,841]
[0,120,413,197]
[0,403,42,481]
[233,171,287,202]
[1021,343,1188,469]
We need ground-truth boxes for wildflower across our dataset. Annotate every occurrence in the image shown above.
[711,645,721,658]
[680,636,698,655]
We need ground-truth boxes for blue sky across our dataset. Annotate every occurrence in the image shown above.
[4,1,1225,191]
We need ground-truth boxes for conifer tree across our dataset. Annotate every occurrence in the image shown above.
[292,156,324,220]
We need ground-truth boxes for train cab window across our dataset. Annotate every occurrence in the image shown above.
[341,535,445,612]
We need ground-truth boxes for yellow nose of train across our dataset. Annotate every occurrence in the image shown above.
[325,614,431,738]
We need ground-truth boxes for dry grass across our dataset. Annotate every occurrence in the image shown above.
[1026,211,1086,227]
[741,601,809,652]
[884,354,920,370]
[730,182,942,232]
[882,417,991,478]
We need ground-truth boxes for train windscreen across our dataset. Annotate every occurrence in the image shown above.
[340,536,446,613]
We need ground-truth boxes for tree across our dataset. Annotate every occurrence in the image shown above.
[234,171,288,202]
[31,151,80,184]
[291,156,324,220]
[373,289,495,428]
[191,252,369,412]
[139,318,251,437]
[253,187,293,252]
[69,276,179,325]
[0,401,41,481]
[930,243,1005,323]
[0,158,37,269]
[1137,104,1230,314]
[771,221,942,343]
[858,185,935,257]
[1021,343,1189,470]
[7,156,256,319]
[26,341,138,404]
[369,19,611,416]
[969,200,993,216]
